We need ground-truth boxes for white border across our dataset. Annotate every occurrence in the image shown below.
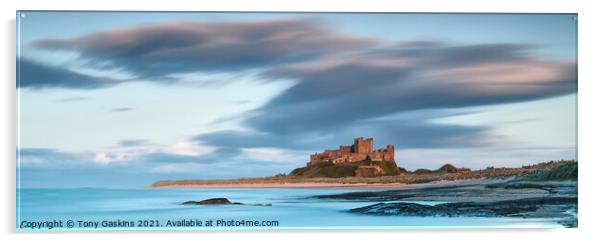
[3,0,602,242]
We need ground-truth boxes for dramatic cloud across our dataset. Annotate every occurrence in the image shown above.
[249,43,576,134]
[32,19,375,81]
[18,59,119,89]
[21,17,576,171]
[192,42,575,154]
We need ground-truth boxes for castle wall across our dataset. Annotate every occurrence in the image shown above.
[339,146,352,153]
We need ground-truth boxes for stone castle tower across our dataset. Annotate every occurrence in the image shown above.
[354,137,373,154]
[308,137,395,166]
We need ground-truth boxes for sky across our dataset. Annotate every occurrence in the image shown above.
[16,12,577,188]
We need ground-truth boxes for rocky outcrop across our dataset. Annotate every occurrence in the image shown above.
[182,198,243,205]
[485,182,558,193]
[314,179,578,228]
[349,197,577,226]
[350,197,576,216]
[314,180,577,202]
[182,198,273,206]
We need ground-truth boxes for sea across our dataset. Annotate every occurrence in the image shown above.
[17,188,563,231]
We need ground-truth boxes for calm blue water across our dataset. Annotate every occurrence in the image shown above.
[17,188,562,230]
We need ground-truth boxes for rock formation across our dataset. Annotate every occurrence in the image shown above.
[182,198,242,205]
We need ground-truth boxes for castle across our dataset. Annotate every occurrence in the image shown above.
[308,137,395,166]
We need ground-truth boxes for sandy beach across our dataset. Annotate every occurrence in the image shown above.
[151,182,410,189]
[150,177,496,189]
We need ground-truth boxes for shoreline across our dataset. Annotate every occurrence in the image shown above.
[150,178,494,189]
[152,182,409,189]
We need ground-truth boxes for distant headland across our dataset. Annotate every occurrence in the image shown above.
[151,137,577,188]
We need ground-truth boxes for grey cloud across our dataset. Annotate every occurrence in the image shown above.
[20,148,66,157]
[139,153,213,164]
[139,147,241,165]
[56,96,88,102]
[117,139,150,147]
[196,131,293,149]
[18,147,298,185]
[18,59,119,89]
[250,43,576,134]
[349,118,497,149]
[196,114,494,152]
[193,42,575,153]
[18,148,92,168]
[33,19,375,79]
[110,107,134,112]
[395,43,534,67]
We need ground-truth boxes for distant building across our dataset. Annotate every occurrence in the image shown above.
[308,137,395,166]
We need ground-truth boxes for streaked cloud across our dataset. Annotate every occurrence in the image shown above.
[117,139,150,147]
[18,59,119,89]
[56,96,88,103]
[194,41,575,157]
[32,19,375,81]
[18,148,95,168]
[250,42,576,133]
[109,107,134,112]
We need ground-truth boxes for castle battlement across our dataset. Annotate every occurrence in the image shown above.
[308,137,394,166]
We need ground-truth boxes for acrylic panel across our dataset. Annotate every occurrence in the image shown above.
[16,11,578,231]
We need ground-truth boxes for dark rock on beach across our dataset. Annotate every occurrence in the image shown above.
[314,180,577,202]
[316,190,417,201]
[485,182,558,193]
[349,196,578,227]
[349,196,577,218]
[315,179,578,227]
[182,198,272,206]
[182,198,243,205]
